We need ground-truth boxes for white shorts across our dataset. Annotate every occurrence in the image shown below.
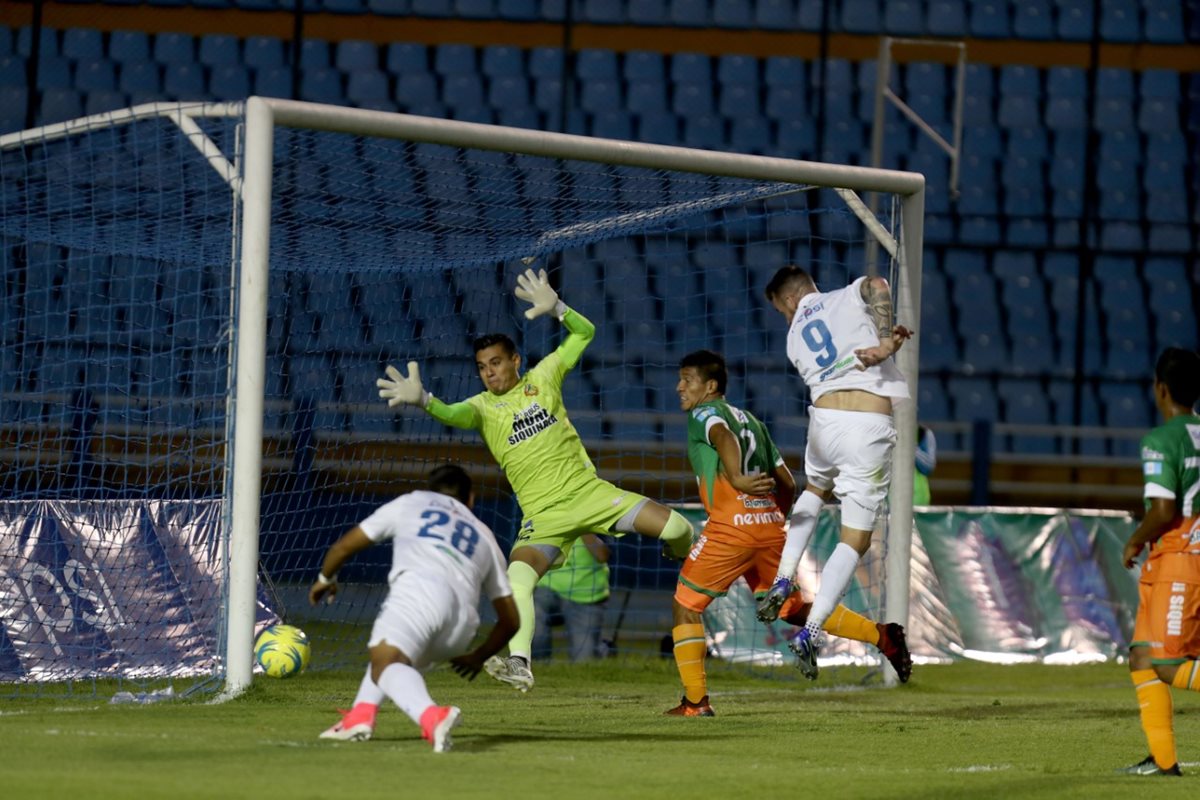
[803,406,896,531]
[368,571,478,671]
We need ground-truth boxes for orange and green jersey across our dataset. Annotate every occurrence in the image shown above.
[426,307,597,517]
[685,398,787,546]
[1139,413,1200,583]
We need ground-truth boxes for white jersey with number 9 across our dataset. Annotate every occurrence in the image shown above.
[785,277,910,403]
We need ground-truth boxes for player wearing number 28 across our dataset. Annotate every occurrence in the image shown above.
[666,350,911,715]
[308,465,519,752]
[1117,348,1200,777]
[757,267,912,679]
[376,269,696,692]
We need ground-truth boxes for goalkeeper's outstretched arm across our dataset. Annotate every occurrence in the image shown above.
[376,362,480,429]
[515,267,594,369]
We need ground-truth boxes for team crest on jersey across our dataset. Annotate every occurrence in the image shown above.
[524,383,539,397]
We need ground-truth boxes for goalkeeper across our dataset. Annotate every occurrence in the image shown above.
[377,267,695,692]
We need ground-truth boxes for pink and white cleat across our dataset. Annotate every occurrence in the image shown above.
[420,705,462,753]
[318,703,377,742]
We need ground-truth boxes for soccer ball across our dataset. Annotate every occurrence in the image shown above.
[254,624,311,679]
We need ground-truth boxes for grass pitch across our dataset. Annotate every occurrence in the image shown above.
[1,659,1195,799]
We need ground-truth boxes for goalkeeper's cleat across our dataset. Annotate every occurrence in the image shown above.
[484,655,534,693]
[318,703,377,742]
[664,695,715,717]
[420,705,462,753]
[1115,755,1182,776]
[755,577,792,623]
[876,622,913,683]
[789,628,821,680]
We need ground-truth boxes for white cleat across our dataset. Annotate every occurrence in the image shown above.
[484,655,535,693]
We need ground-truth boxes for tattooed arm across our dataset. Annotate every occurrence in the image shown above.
[854,277,912,368]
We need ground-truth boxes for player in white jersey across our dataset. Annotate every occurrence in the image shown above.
[308,464,519,752]
[756,265,911,679]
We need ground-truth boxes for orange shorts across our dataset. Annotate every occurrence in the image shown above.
[1132,579,1200,664]
[674,532,805,616]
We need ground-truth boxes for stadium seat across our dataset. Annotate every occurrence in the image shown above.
[669,0,710,26]
[347,70,389,105]
[197,34,240,68]
[152,32,195,66]
[299,39,331,70]
[626,78,667,115]
[385,43,427,75]
[434,43,476,77]
[840,0,881,33]
[84,89,129,115]
[17,25,59,59]
[1098,381,1152,436]
[579,79,622,114]
[671,52,712,85]
[926,0,967,35]
[37,87,82,124]
[336,40,379,72]
[1012,0,1054,39]
[244,36,286,71]
[969,1,1011,37]
[35,55,72,90]
[528,47,563,80]
[164,63,206,99]
[1099,0,1140,42]
[75,59,117,93]
[255,67,293,100]
[998,378,1055,452]
[62,28,104,61]
[1056,0,1094,40]
[395,73,438,107]
[947,376,999,423]
[1144,0,1186,43]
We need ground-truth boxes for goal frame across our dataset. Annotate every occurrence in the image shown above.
[1,97,925,695]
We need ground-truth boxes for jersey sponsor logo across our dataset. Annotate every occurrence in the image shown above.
[1145,462,1164,476]
[691,406,716,422]
[507,401,558,445]
[739,495,776,510]
[818,353,858,381]
[799,301,824,320]
[524,383,540,397]
[1142,447,1165,461]
[733,510,786,526]
[688,533,707,561]
[1168,583,1186,636]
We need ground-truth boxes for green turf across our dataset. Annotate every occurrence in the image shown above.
[1,659,1195,798]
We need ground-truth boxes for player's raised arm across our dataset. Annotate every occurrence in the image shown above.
[515,267,594,370]
[376,361,480,429]
[854,276,913,369]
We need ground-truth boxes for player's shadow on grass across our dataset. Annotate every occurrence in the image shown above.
[448,731,729,752]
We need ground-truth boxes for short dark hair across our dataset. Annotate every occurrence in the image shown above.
[679,349,727,395]
[428,464,472,505]
[473,333,517,357]
[1156,348,1200,409]
[764,265,814,302]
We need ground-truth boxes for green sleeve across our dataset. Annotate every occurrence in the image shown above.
[555,306,595,371]
[427,396,480,430]
[1140,428,1177,495]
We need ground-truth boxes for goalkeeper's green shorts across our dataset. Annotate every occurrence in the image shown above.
[512,477,642,554]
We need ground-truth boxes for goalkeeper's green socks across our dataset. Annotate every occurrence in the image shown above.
[672,623,708,704]
[1132,669,1176,770]
[506,560,541,661]
[1172,660,1200,692]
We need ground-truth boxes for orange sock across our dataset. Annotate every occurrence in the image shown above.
[1171,660,1200,692]
[1132,669,1176,770]
[672,623,708,703]
[822,604,881,646]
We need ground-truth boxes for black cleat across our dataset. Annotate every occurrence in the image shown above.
[1115,755,1182,776]
[876,622,913,683]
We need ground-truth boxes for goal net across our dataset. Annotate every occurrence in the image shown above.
[0,99,922,696]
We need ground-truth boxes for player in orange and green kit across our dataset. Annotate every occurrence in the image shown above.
[665,350,911,716]
[1117,347,1200,777]
[377,268,696,693]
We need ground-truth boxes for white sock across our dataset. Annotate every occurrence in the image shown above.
[778,491,823,583]
[353,665,385,707]
[806,543,861,634]
[376,663,436,726]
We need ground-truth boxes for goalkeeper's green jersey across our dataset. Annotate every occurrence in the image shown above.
[426,308,597,516]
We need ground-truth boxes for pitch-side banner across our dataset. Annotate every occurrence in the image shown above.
[0,500,277,682]
[680,506,1137,666]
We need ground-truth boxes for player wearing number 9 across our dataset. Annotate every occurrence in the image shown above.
[757,266,912,679]
[306,464,520,753]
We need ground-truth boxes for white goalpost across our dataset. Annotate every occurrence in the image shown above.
[0,97,923,697]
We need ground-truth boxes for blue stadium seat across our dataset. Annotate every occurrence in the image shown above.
[395,73,438,107]
[637,111,678,144]
[577,48,618,81]
[1144,0,1186,43]
[347,70,389,104]
[255,66,292,99]
[969,1,1011,37]
[197,34,239,67]
[75,59,117,93]
[884,0,923,34]
[480,45,523,79]
[152,32,195,66]
[336,40,379,72]
[1138,98,1180,134]
[528,47,563,79]
[244,36,286,71]
[0,55,25,89]
[754,0,796,30]
[386,42,428,75]
[37,87,82,124]
[840,0,881,33]
[717,54,757,87]
[669,0,710,26]
[108,30,150,64]
[579,0,625,23]
[1048,380,1101,443]
[62,28,104,61]
[444,74,485,108]
[926,0,967,35]
[1056,0,1094,40]
[84,89,128,115]
[298,39,331,70]
[17,25,58,59]
[412,0,455,15]
[682,114,724,149]
[625,78,666,114]
[712,0,754,27]
[998,378,1056,453]
[164,63,206,99]
[673,81,714,116]
[496,0,539,19]
[764,56,805,87]
[324,0,368,12]
[434,43,476,76]
[1013,0,1054,39]
[1099,0,1140,42]
[1098,381,1152,434]
[947,376,999,422]
[579,78,621,114]
[671,52,712,85]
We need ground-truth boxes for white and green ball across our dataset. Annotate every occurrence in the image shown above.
[254,624,311,678]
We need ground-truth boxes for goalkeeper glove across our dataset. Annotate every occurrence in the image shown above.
[514,267,566,320]
[377,362,431,408]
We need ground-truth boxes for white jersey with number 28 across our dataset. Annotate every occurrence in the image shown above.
[358,490,512,611]
[785,277,910,403]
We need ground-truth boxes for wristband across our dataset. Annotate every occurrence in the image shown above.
[316,572,336,586]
